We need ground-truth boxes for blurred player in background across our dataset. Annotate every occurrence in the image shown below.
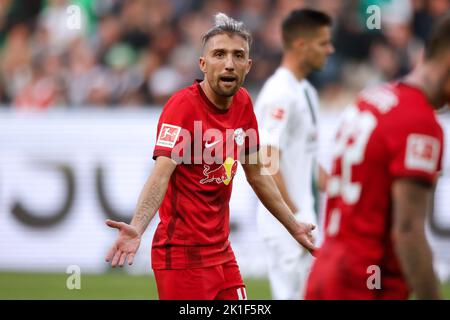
[305,13,450,300]
[104,12,316,300]
[255,9,334,299]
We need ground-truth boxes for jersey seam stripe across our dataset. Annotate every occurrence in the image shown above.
[304,88,317,125]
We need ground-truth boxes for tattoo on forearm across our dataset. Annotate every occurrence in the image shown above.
[134,181,165,228]
[288,213,296,224]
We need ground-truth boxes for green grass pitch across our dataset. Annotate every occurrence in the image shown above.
[0,272,449,300]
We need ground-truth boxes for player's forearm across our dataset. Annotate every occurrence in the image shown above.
[247,172,299,235]
[317,164,329,193]
[259,145,298,214]
[130,175,169,236]
[272,170,298,214]
[392,180,441,299]
[394,229,441,299]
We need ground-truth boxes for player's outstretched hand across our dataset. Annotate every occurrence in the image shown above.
[292,222,318,256]
[105,219,141,267]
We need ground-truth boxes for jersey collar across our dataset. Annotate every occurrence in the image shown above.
[195,80,233,114]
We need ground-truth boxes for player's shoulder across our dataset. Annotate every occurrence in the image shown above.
[357,82,442,145]
[301,79,320,105]
[256,69,297,105]
[166,83,198,104]
[356,82,400,114]
[358,82,437,124]
[232,86,253,113]
[162,83,198,112]
[235,86,252,103]
[390,82,440,130]
[265,68,297,95]
[302,79,319,96]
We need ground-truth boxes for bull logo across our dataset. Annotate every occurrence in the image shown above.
[200,157,238,185]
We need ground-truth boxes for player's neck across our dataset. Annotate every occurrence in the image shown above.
[404,61,446,109]
[281,54,309,81]
[200,80,233,110]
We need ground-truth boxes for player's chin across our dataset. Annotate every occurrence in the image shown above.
[313,61,326,71]
[218,84,239,97]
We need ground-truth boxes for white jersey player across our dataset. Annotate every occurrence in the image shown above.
[255,9,334,300]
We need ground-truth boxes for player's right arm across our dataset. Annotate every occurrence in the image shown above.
[105,91,189,268]
[392,179,442,299]
[260,145,298,214]
[105,154,177,268]
[260,145,329,214]
[242,151,317,254]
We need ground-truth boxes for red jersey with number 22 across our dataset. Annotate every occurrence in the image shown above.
[306,82,444,299]
[151,81,259,270]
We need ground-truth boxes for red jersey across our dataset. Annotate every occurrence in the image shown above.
[308,82,444,299]
[151,81,259,270]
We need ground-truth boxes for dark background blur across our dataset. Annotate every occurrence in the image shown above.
[0,0,448,110]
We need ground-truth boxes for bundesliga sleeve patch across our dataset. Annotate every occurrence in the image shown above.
[405,134,440,173]
[270,107,286,120]
[156,123,181,148]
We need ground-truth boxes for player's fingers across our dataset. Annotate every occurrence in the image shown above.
[308,245,319,257]
[310,234,316,245]
[105,246,116,262]
[309,223,316,231]
[118,251,127,267]
[105,219,123,230]
[111,250,122,267]
[128,253,136,266]
[301,236,316,253]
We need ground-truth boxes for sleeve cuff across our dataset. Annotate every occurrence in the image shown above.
[390,170,436,187]
[152,149,173,161]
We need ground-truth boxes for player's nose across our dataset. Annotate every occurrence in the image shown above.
[224,55,235,71]
[328,44,335,55]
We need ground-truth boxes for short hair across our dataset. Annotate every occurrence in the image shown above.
[425,12,450,60]
[201,13,252,49]
[282,9,332,48]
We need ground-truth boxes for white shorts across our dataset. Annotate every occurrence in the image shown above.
[258,208,318,300]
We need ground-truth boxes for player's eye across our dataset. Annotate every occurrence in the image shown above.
[214,51,225,58]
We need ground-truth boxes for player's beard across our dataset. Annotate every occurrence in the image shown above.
[304,50,328,73]
[310,56,327,72]
[210,76,242,97]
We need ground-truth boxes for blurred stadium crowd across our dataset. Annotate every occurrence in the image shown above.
[0,0,448,110]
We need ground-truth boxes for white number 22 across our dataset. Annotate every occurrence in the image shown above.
[328,107,377,205]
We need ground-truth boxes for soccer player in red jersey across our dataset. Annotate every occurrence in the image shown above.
[104,13,316,300]
[305,14,450,300]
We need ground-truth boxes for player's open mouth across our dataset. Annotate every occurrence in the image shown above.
[220,76,237,83]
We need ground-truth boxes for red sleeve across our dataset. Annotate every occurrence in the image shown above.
[153,92,192,163]
[388,118,443,185]
[242,95,260,156]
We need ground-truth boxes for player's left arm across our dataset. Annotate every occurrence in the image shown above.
[390,124,444,299]
[317,163,329,192]
[241,150,317,254]
[392,178,442,299]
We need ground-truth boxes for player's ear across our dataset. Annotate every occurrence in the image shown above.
[245,58,252,74]
[292,37,306,52]
[199,56,206,73]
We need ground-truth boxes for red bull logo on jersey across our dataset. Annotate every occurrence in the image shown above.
[200,157,238,185]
